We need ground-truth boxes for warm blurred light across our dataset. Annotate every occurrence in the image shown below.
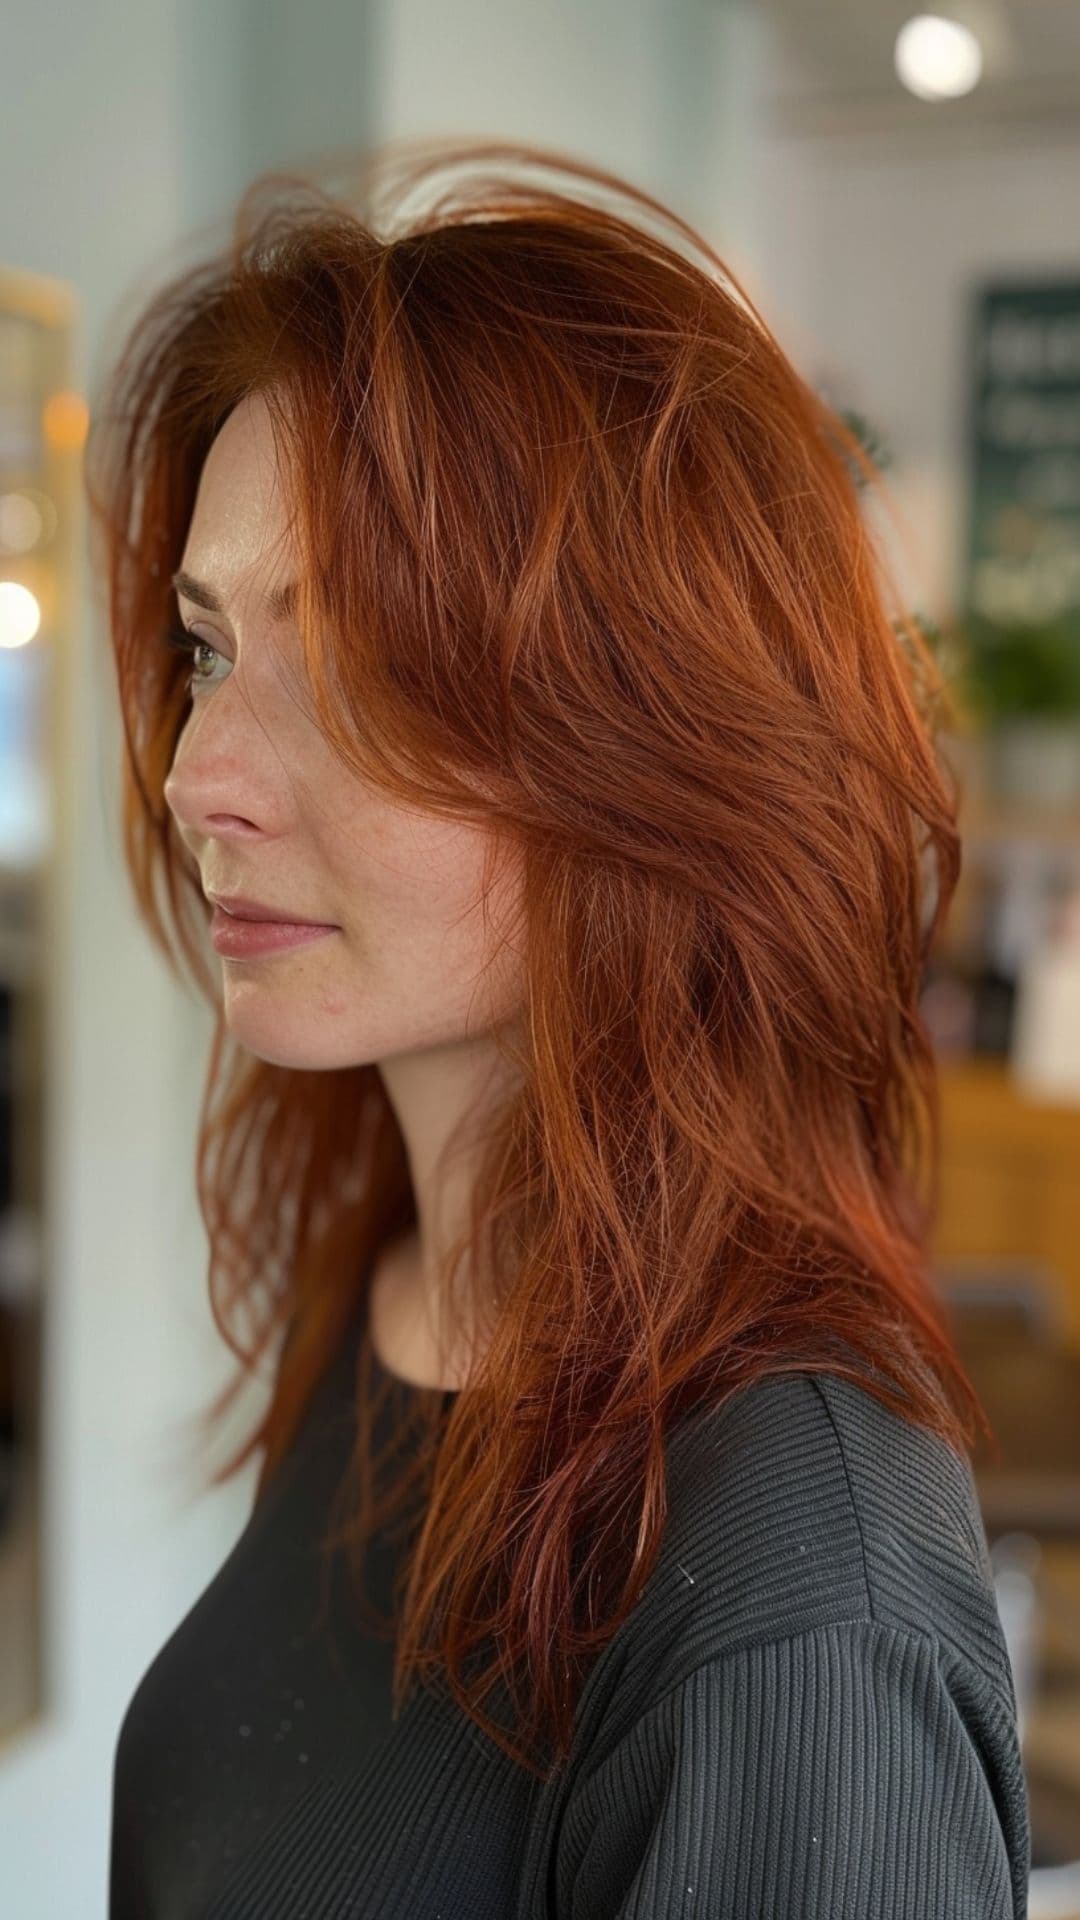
[0,491,47,555]
[0,581,42,649]
[41,387,89,451]
[895,14,984,100]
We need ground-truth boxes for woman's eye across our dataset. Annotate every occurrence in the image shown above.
[161,624,229,692]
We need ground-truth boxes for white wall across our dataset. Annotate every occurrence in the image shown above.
[370,0,770,291]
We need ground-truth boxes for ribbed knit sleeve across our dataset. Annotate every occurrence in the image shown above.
[557,1619,1029,1920]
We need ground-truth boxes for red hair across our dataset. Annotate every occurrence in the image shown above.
[84,135,988,1779]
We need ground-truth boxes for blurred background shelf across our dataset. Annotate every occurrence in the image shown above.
[934,1057,1080,1352]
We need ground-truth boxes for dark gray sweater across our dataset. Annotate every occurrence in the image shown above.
[110,1304,1031,1918]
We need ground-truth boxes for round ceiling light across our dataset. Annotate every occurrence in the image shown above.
[895,13,984,101]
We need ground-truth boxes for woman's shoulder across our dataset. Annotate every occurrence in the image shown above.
[557,1370,1029,1920]
[585,1363,1013,1737]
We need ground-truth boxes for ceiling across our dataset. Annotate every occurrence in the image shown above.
[757,0,1080,132]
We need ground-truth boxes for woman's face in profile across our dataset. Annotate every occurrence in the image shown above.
[163,391,525,1073]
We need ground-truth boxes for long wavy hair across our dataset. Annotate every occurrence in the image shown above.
[84,135,988,1781]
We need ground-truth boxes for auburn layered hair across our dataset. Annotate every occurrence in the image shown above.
[84,135,988,1781]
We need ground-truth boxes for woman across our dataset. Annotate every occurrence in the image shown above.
[87,137,1030,1918]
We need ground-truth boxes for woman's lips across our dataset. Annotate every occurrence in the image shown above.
[210,906,339,957]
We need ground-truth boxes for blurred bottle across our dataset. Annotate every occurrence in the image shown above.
[1011,880,1080,1105]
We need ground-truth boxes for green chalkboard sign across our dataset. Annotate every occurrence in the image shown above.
[963,278,1080,718]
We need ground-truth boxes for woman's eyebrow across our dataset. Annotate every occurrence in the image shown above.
[171,569,297,622]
